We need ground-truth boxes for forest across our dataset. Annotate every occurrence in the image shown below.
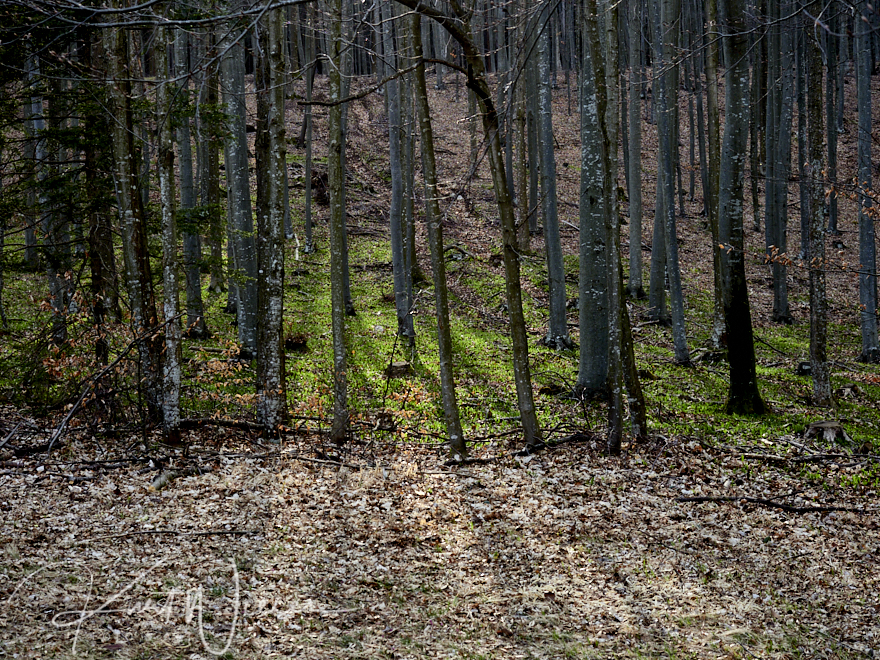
[0,0,879,657]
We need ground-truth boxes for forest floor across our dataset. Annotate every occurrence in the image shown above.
[1,71,880,659]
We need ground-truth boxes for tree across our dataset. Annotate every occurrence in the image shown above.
[856,0,879,362]
[328,0,350,443]
[806,2,831,406]
[175,28,208,339]
[717,0,765,415]
[764,0,794,324]
[411,12,466,457]
[156,23,181,441]
[393,0,542,448]
[654,0,690,364]
[627,0,646,299]
[105,10,163,422]
[220,8,257,357]
[254,4,288,429]
[537,5,571,350]
[384,2,415,344]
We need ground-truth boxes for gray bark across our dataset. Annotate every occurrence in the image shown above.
[857,0,879,362]
[329,0,349,442]
[656,0,690,364]
[825,3,840,235]
[577,38,610,396]
[705,0,726,348]
[384,2,415,342]
[255,6,287,428]
[717,0,765,414]
[797,29,810,259]
[197,31,224,295]
[106,14,162,422]
[412,13,466,457]
[175,29,207,339]
[156,25,181,441]
[537,11,571,350]
[764,2,794,324]
[807,4,831,406]
[221,18,257,357]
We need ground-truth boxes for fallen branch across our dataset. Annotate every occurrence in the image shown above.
[676,496,873,515]
[0,422,24,451]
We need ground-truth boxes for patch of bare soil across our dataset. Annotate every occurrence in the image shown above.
[0,424,877,659]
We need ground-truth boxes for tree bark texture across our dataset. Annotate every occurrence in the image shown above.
[718,0,766,414]
[255,7,287,429]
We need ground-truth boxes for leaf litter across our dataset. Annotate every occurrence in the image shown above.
[0,424,877,659]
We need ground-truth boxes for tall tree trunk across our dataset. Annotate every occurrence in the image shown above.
[577,20,610,396]
[106,17,162,423]
[156,25,181,441]
[749,6,767,233]
[198,30,224,296]
[412,13,466,457]
[797,28,810,259]
[705,0,726,348]
[255,6,288,429]
[806,3,831,406]
[329,0,349,443]
[538,9,571,349]
[221,16,257,357]
[717,0,765,414]
[175,29,207,339]
[764,0,794,323]
[825,2,840,235]
[656,0,690,364]
[581,0,624,451]
[857,0,879,362]
[384,2,416,343]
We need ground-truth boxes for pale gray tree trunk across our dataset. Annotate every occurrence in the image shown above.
[806,4,831,406]
[221,14,257,358]
[796,29,810,259]
[384,2,415,343]
[156,25,181,441]
[857,0,879,362]
[764,2,794,323]
[412,13,466,457]
[655,0,690,364]
[577,33,610,396]
[302,5,317,252]
[581,0,622,449]
[255,6,287,428]
[329,0,349,442]
[825,3,840,235]
[197,30,224,295]
[537,11,571,349]
[704,0,726,348]
[628,0,645,299]
[175,29,207,339]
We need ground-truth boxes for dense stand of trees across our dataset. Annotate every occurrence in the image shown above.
[1,0,879,455]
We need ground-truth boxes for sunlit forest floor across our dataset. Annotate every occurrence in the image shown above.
[1,71,879,658]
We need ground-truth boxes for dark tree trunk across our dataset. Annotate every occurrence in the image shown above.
[857,0,879,362]
[717,0,766,415]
